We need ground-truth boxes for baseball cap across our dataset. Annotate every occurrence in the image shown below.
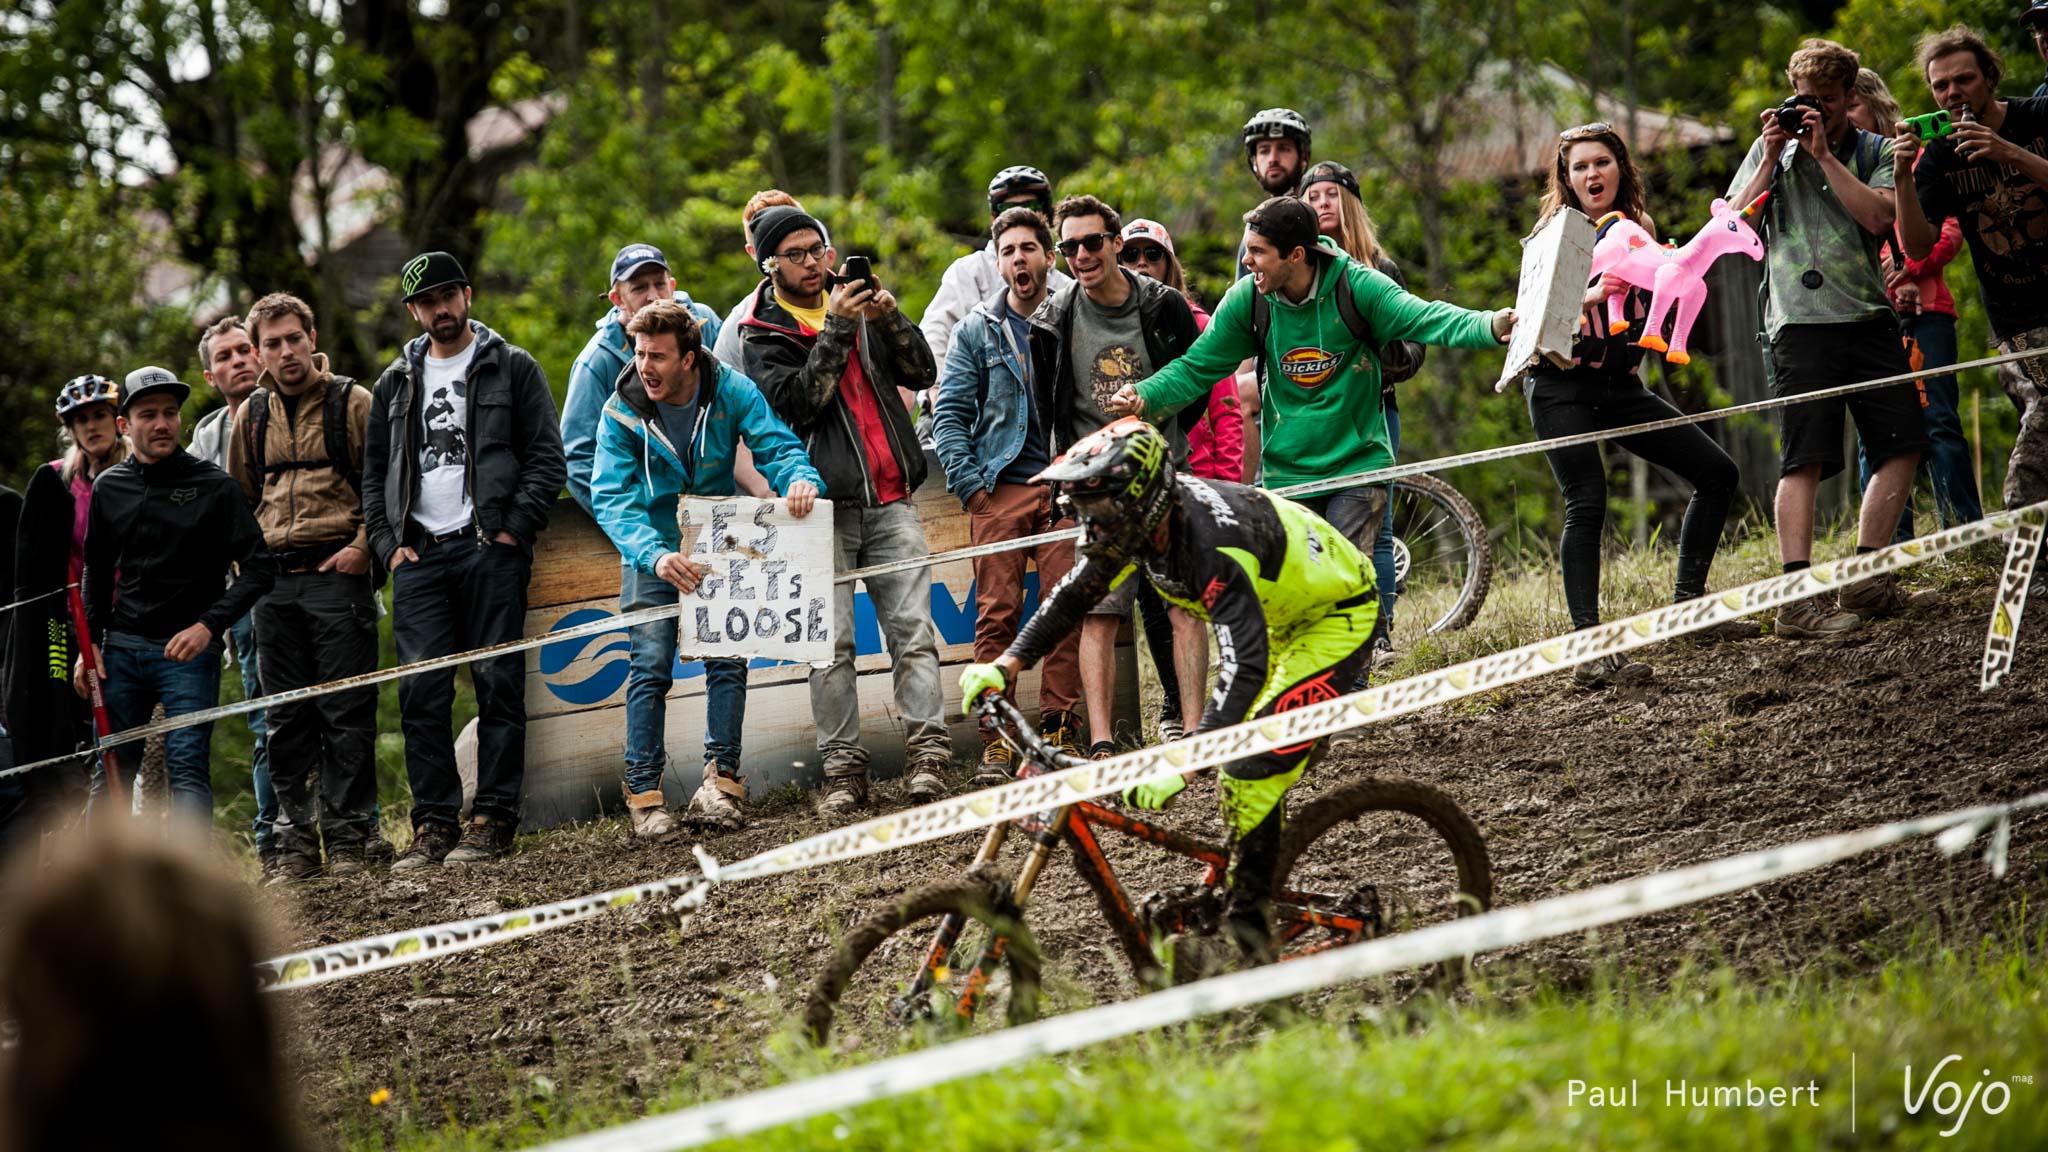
[1244,196,1332,262]
[400,251,469,302]
[609,243,669,286]
[2024,0,2048,25]
[120,366,191,413]
[1120,219,1175,255]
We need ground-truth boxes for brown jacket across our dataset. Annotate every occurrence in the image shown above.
[225,353,373,561]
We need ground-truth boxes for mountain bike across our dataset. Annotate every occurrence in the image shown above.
[803,693,1492,1044]
[1389,473,1493,636]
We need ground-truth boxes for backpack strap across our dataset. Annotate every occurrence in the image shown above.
[246,387,272,491]
[1332,272,1373,343]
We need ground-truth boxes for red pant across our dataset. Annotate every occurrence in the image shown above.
[969,483,1080,714]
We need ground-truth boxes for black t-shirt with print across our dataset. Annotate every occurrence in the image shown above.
[1914,97,2048,340]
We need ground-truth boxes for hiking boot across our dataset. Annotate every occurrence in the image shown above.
[444,815,516,865]
[1038,709,1083,760]
[624,784,677,840]
[1158,707,1185,743]
[1369,632,1398,671]
[256,849,281,884]
[970,740,1016,789]
[364,836,397,867]
[1089,740,1118,761]
[818,768,869,819]
[1838,571,1938,621]
[687,768,746,832]
[392,822,461,872]
[264,846,323,886]
[325,841,370,878]
[905,755,949,803]
[1573,652,1653,689]
[1775,596,1862,640]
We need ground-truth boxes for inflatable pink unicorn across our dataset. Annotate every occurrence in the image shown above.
[1587,192,1769,366]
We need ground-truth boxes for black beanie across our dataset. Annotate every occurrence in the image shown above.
[749,205,827,264]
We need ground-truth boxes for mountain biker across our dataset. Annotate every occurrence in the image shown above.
[958,417,1379,959]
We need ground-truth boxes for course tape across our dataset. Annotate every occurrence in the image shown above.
[0,584,69,619]
[521,788,2048,1152]
[7,346,2044,780]
[1983,521,2043,691]
[252,501,2048,992]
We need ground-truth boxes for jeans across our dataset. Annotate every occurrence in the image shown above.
[95,630,221,822]
[1856,312,1981,542]
[1528,372,1738,630]
[1373,406,1401,628]
[619,566,748,794]
[392,537,530,829]
[228,613,276,854]
[815,501,948,773]
[256,570,381,852]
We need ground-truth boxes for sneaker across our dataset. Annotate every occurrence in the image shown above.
[970,740,1016,789]
[1157,707,1185,743]
[818,769,869,819]
[1775,596,1862,640]
[1369,633,1398,670]
[391,822,461,872]
[1572,652,1653,689]
[905,756,948,803]
[444,815,516,865]
[1838,571,1938,621]
[1038,709,1083,760]
[624,784,677,840]
[325,841,370,878]
[687,769,747,831]
[1089,740,1118,761]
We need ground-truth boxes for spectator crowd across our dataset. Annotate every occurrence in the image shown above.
[1,17,2046,884]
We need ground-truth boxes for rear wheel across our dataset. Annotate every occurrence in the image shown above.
[1272,776,1492,983]
[804,871,1042,1046]
[1389,473,1493,635]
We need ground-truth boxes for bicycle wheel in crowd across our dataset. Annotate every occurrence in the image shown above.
[1272,775,1492,985]
[1389,473,1493,635]
[804,869,1042,1047]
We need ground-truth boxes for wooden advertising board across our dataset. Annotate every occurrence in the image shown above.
[464,456,1135,829]
[1496,207,1597,392]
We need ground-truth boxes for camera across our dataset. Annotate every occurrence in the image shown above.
[1775,94,1822,136]
[1905,110,1955,140]
[826,255,876,292]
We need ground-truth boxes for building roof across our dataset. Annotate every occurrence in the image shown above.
[1440,61,1733,184]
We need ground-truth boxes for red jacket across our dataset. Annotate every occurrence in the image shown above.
[1184,304,1246,482]
[1884,153,1962,318]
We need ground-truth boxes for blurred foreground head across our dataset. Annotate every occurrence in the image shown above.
[0,825,304,1152]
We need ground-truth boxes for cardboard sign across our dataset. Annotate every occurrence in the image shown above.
[675,495,836,665]
[1497,208,1597,392]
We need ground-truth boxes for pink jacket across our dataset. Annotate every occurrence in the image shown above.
[1184,305,1246,482]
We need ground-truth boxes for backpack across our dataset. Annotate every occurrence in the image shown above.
[245,375,364,497]
[1250,256,1425,392]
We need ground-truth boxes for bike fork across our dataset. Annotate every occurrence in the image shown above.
[901,822,1012,1010]
[953,806,1071,1021]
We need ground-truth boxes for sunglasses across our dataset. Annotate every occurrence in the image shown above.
[1057,232,1115,258]
[1559,121,1615,142]
[1119,245,1169,265]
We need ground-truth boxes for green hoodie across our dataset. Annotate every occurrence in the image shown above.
[1135,240,1501,489]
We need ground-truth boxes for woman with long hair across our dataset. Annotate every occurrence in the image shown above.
[1300,161,1421,663]
[1847,67,1980,539]
[1523,124,1739,686]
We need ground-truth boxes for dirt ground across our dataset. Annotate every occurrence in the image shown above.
[273,584,2048,1141]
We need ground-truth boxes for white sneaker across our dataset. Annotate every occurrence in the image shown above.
[624,784,677,840]
[686,769,745,832]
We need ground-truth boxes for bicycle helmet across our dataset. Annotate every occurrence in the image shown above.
[987,165,1053,216]
[54,374,120,421]
[1034,417,1176,553]
[1242,107,1312,172]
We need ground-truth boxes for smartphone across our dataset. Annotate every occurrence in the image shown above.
[837,255,875,291]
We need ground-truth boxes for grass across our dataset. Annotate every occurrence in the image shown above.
[344,917,2048,1151]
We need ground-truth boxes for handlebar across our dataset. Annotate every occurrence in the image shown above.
[975,690,1085,772]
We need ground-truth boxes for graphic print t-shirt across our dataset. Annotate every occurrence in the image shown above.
[412,340,478,536]
[1914,97,2048,340]
[1066,285,1152,443]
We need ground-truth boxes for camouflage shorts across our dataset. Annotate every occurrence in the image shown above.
[1996,327,2048,510]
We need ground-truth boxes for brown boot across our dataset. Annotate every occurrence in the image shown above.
[904,755,949,803]
[686,766,746,832]
[624,784,677,840]
[1775,595,1861,639]
[818,766,868,819]
[1838,571,1938,621]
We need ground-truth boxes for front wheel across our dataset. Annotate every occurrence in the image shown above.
[1272,776,1492,983]
[1389,473,1493,635]
[804,871,1042,1047]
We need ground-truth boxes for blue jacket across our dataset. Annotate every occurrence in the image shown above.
[591,357,820,578]
[931,289,1035,507]
[564,292,721,513]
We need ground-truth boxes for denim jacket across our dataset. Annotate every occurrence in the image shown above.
[931,289,1034,506]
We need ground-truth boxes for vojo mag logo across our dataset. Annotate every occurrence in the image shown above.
[1278,346,1342,387]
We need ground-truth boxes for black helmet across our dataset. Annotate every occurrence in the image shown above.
[1242,107,1312,171]
[1034,417,1175,552]
[54,374,120,421]
[987,165,1053,215]
[2024,0,2048,26]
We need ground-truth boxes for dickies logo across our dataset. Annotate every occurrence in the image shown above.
[1278,347,1341,387]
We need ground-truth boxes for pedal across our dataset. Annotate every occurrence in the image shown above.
[1140,884,1224,939]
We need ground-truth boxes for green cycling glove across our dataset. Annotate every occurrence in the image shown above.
[1123,772,1188,810]
[958,663,1008,717]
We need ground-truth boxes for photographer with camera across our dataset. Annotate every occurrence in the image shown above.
[1728,39,1930,639]
[735,205,952,818]
[1894,25,2048,512]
